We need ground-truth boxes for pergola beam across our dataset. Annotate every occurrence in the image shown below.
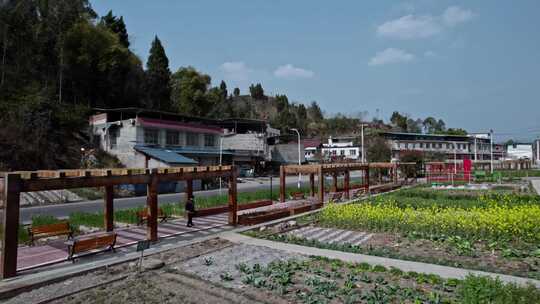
[0,165,237,279]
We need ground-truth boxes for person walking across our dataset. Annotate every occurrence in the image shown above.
[185,197,196,227]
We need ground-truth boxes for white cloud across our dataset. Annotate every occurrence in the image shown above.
[377,15,441,40]
[424,50,436,57]
[377,6,475,40]
[219,61,251,82]
[368,48,415,66]
[274,64,314,79]
[442,6,475,27]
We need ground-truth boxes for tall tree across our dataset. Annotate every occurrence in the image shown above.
[170,66,211,116]
[101,10,129,48]
[233,87,240,97]
[390,111,408,131]
[145,36,171,110]
[249,83,265,99]
[307,101,324,122]
[219,80,227,99]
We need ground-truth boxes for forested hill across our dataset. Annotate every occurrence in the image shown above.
[0,1,466,171]
[0,1,364,170]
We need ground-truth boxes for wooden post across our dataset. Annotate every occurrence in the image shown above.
[309,173,315,197]
[279,166,286,203]
[344,170,350,200]
[186,179,193,201]
[228,167,238,225]
[104,185,114,232]
[1,174,21,278]
[332,173,338,192]
[318,166,324,204]
[146,168,158,242]
[365,166,370,194]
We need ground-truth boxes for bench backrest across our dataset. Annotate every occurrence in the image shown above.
[73,233,116,254]
[31,222,70,235]
[137,208,165,218]
[292,192,305,199]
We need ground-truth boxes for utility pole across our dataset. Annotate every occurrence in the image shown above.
[361,124,366,163]
[291,128,301,189]
[490,129,494,174]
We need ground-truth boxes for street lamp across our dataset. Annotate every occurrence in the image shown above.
[291,128,301,189]
[219,136,223,194]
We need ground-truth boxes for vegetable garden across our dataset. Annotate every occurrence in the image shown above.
[252,186,540,280]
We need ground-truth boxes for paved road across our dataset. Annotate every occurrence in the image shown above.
[17,174,355,223]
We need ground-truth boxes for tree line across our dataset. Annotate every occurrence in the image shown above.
[0,1,468,170]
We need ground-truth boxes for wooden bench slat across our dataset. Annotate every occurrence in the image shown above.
[28,221,73,245]
[69,233,117,261]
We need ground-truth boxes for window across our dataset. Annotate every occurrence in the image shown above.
[332,150,337,156]
[144,129,159,145]
[186,132,199,146]
[204,134,216,147]
[446,143,451,149]
[109,128,119,149]
[420,143,424,148]
[426,143,430,149]
[350,149,356,156]
[166,130,179,146]
[340,150,345,156]
[438,143,443,148]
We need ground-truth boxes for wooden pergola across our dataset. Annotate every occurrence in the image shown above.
[279,163,370,204]
[0,165,237,278]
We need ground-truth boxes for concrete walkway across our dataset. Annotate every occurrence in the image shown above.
[530,178,540,195]
[221,232,540,288]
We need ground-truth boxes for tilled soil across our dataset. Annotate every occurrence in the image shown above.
[363,232,540,279]
[5,238,301,304]
[5,238,232,304]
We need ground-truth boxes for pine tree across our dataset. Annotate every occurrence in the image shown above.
[219,80,227,100]
[101,10,129,48]
[145,36,171,110]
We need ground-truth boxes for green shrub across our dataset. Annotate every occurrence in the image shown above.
[457,275,540,304]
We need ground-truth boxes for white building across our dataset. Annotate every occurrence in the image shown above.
[321,136,362,161]
[507,143,533,160]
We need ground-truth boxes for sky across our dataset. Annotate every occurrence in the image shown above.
[91,0,540,142]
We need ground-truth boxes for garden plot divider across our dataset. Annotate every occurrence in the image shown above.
[0,165,238,279]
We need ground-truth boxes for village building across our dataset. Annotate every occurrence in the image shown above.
[321,136,363,161]
[380,132,505,162]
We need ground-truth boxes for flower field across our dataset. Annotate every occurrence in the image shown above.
[240,186,540,279]
[320,200,540,244]
[319,188,540,245]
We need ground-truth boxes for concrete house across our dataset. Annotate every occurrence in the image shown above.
[90,108,227,169]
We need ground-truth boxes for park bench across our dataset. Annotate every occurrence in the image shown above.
[351,188,365,199]
[28,221,73,246]
[329,192,343,202]
[290,192,305,200]
[136,207,169,226]
[67,232,117,262]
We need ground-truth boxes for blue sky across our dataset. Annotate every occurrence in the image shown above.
[91,1,540,141]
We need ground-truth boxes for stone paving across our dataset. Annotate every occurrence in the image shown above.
[285,226,373,246]
[17,214,229,271]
